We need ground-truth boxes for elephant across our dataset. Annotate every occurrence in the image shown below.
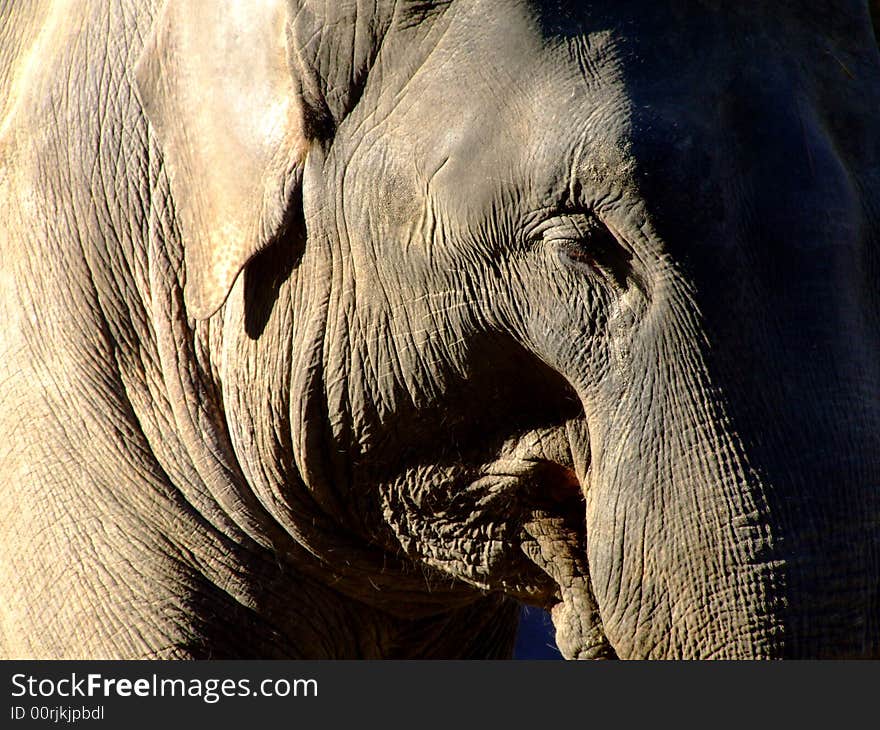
[1,0,879,660]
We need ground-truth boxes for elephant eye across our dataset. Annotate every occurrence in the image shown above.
[545,214,633,289]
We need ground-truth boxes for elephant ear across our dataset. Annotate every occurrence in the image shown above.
[135,0,309,319]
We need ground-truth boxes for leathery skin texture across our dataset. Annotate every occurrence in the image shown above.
[1,0,879,658]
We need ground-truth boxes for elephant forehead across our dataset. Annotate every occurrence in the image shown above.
[342,10,636,233]
[353,0,870,224]
[331,0,879,269]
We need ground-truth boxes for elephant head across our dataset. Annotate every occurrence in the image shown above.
[135,0,880,658]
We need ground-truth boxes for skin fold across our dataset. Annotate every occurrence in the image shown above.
[1,0,878,658]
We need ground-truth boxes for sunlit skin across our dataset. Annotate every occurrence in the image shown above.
[1,0,879,658]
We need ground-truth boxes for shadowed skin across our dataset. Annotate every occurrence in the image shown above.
[1,0,879,658]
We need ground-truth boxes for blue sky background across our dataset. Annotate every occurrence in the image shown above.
[514,606,562,659]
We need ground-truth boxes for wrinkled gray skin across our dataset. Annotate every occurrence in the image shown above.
[2,0,880,659]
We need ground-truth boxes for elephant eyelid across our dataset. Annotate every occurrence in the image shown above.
[527,211,603,242]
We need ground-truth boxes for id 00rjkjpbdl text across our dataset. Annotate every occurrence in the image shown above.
[10,705,104,724]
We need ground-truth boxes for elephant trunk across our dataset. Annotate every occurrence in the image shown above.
[551,81,880,659]
[571,269,880,659]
